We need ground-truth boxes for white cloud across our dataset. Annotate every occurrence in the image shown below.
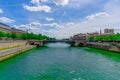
[0,9,3,13]
[30,0,69,6]
[29,22,42,27]
[46,17,54,21]
[53,0,69,6]
[86,12,110,20]
[66,0,98,8]
[0,17,15,23]
[23,5,51,13]
[14,22,42,33]
[23,0,51,13]
[67,22,74,26]
[14,22,65,36]
[31,0,40,4]
[21,0,120,39]
[41,0,48,2]
[31,0,48,5]
[43,23,64,29]
[49,0,120,39]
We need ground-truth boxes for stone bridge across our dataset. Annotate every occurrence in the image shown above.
[28,40,86,47]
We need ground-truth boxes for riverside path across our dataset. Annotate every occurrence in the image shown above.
[0,45,34,61]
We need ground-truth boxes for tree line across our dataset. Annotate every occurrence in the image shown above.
[0,31,55,40]
[89,33,120,41]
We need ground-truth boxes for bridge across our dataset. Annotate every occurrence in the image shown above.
[28,40,86,47]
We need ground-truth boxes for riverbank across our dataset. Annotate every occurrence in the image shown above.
[0,40,27,50]
[86,42,120,52]
[0,45,35,61]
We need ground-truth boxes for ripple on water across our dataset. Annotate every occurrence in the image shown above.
[73,77,85,80]
[69,70,76,74]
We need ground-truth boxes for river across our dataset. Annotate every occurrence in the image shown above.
[0,43,120,80]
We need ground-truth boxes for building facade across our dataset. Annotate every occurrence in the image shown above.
[11,28,25,36]
[87,32,99,37]
[70,33,89,41]
[0,23,25,35]
[0,23,11,33]
[104,28,114,34]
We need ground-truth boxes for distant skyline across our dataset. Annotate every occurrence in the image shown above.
[0,0,120,39]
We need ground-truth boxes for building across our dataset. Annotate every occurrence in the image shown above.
[87,32,99,37]
[11,28,25,36]
[70,33,89,46]
[104,28,114,34]
[0,23,11,33]
[0,23,25,35]
[70,33,89,41]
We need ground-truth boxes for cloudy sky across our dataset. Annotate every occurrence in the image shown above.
[0,0,120,39]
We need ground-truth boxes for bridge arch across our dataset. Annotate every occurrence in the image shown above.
[43,40,74,47]
[78,43,84,46]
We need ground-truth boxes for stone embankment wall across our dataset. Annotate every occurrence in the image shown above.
[0,45,35,61]
[0,40,27,50]
[0,40,36,61]
[86,42,120,52]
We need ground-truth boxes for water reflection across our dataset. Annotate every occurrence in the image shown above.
[46,42,70,48]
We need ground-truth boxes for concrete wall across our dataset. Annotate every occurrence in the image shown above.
[86,42,120,52]
[0,41,27,50]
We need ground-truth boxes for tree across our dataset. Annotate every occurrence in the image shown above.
[7,33,11,38]
[88,33,120,41]
[21,33,27,40]
[89,36,95,41]
[20,33,51,40]
[11,32,17,39]
[0,31,6,37]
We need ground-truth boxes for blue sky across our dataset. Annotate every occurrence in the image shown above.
[0,0,120,38]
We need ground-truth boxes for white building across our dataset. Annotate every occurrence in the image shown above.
[0,23,11,33]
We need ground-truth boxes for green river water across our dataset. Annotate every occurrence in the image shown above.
[0,43,120,80]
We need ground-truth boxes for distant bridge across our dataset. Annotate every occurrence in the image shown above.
[44,40,73,43]
[28,40,86,47]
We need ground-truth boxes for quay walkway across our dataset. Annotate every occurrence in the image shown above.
[0,45,35,61]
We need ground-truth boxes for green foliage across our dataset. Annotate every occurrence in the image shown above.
[0,31,6,37]
[48,37,56,40]
[89,36,94,41]
[0,31,52,40]
[20,33,50,40]
[21,33,29,39]
[89,33,120,41]
[11,32,17,39]
[7,33,11,38]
